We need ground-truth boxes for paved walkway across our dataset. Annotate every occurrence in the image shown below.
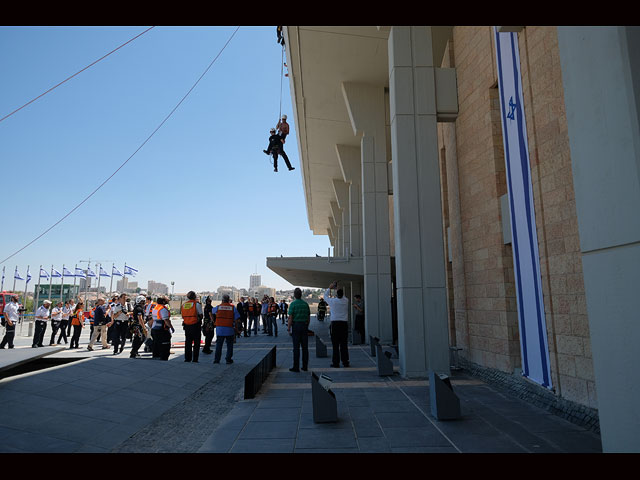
[0,315,602,453]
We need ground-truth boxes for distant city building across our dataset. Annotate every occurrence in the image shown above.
[147,280,169,295]
[249,285,276,299]
[249,274,261,289]
[116,278,138,293]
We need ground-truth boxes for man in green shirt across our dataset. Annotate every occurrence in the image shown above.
[287,287,310,372]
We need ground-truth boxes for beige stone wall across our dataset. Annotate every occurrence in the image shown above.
[438,26,595,409]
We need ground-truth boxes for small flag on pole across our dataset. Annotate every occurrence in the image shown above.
[124,265,138,276]
[63,267,73,277]
[99,266,110,277]
[40,268,50,279]
[14,267,24,281]
[86,268,96,277]
[51,268,62,278]
[26,267,31,284]
[112,266,123,277]
[74,267,86,278]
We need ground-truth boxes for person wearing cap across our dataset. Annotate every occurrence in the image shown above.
[276,114,289,143]
[0,295,20,349]
[129,295,148,358]
[32,299,52,348]
[263,127,295,173]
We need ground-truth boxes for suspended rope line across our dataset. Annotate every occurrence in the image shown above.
[0,26,241,266]
[0,26,156,125]
[278,43,284,123]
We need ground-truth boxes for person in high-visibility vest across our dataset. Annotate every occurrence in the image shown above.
[150,296,173,361]
[211,294,240,364]
[180,291,203,363]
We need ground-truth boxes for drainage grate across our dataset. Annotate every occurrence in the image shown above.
[0,357,87,380]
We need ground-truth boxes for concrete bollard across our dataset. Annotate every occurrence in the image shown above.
[375,344,394,376]
[369,336,380,356]
[429,371,461,420]
[311,372,337,423]
[315,335,328,358]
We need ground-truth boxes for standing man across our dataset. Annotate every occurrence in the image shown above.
[0,295,20,349]
[279,298,288,325]
[202,296,215,354]
[143,295,156,353]
[212,294,239,364]
[236,297,247,338]
[317,297,327,321]
[57,301,70,345]
[181,291,203,363]
[267,297,279,337]
[129,295,147,359]
[260,296,269,334]
[49,301,63,345]
[246,297,257,337]
[287,288,310,372]
[110,294,131,355]
[87,298,110,351]
[32,299,51,348]
[325,281,350,368]
[151,296,173,360]
[353,294,365,344]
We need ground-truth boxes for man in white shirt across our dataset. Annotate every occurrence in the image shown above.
[32,299,51,348]
[49,301,63,345]
[324,281,350,368]
[1,295,20,349]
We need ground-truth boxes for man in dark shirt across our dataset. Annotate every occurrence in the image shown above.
[236,297,247,338]
[87,298,110,351]
[129,295,147,358]
[263,128,294,172]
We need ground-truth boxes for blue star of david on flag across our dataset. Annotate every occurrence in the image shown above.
[507,96,517,120]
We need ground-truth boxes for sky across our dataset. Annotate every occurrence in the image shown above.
[0,26,330,293]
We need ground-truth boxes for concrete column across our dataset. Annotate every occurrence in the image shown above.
[330,201,343,257]
[342,83,393,343]
[388,26,450,377]
[336,145,363,257]
[333,179,351,256]
[558,26,640,453]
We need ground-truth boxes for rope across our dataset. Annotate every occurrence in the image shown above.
[0,26,156,125]
[0,26,241,266]
[279,44,284,124]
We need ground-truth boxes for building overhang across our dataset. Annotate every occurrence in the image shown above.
[266,256,363,289]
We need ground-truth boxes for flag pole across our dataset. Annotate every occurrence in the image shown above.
[1,266,5,291]
[97,263,103,299]
[12,266,17,292]
[109,263,114,295]
[72,264,77,303]
[48,265,53,302]
[34,265,42,312]
[61,264,65,304]
[20,265,30,336]
[84,267,89,307]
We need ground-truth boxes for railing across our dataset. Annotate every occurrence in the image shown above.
[244,346,277,399]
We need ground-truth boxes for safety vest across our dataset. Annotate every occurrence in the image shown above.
[152,304,169,330]
[248,303,255,314]
[181,300,200,325]
[268,303,278,315]
[215,303,235,328]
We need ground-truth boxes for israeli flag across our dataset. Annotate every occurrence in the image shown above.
[63,267,73,277]
[494,27,552,389]
[14,267,24,281]
[86,268,96,278]
[26,267,31,284]
[74,267,86,278]
[99,266,110,277]
[124,265,138,276]
[112,266,123,277]
[51,268,62,278]
[40,268,50,279]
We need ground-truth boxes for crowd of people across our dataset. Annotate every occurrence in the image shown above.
[1,283,366,373]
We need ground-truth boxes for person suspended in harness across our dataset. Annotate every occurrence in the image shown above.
[277,114,289,143]
[276,26,285,46]
[264,127,294,173]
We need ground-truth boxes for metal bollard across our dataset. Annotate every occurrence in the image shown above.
[315,335,328,358]
[311,372,337,423]
[375,344,394,376]
[429,371,461,420]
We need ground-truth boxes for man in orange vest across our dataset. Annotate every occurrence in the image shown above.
[151,296,174,360]
[181,291,203,363]
[211,294,240,364]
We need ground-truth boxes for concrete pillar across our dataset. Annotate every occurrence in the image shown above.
[336,145,363,257]
[388,26,451,377]
[333,179,351,256]
[330,201,343,257]
[558,26,640,453]
[342,82,393,344]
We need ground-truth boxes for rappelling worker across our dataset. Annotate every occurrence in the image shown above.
[276,114,289,143]
[181,291,203,363]
[263,128,294,173]
[151,296,173,360]
[276,26,285,46]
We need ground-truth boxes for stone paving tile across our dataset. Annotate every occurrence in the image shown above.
[356,436,391,452]
[295,427,358,449]
[239,420,299,439]
[230,438,295,453]
[382,426,453,448]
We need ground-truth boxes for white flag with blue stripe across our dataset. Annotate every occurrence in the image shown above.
[74,267,86,278]
[99,266,110,277]
[40,268,49,279]
[14,267,24,281]
[112,266,123,277]
[26,267,31,284]
[124,265,138,276]
[494,27,552,389]
[51,268,62,278]
[63,267,73,277]
[86,268,96,278]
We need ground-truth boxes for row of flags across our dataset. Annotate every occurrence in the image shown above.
[1,264,138,290]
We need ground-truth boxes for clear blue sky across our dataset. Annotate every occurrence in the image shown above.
[0,26,329,293]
